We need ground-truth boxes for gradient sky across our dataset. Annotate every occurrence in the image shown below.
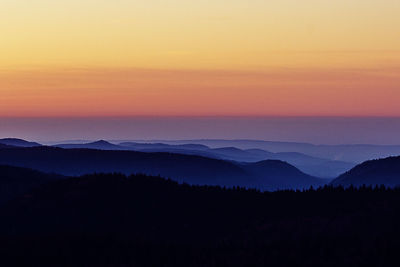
[1,0,400,116]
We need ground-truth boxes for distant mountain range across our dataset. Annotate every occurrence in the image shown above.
[53,140,354,177]
[0,138,41,147]
[55,140,125,150]
[136,139,400,163]
[0,144,326,191]
[331,156,400,188]
[3,138,400,184]
[7,138,400,164]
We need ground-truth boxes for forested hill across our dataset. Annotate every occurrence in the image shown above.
[331,156,400,188]
[1,171,400,266]
[0,165,63,203]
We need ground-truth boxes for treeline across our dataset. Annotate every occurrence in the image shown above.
[1,172,400,266]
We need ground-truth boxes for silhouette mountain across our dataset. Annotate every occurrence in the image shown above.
[55,140,127,150]
[243,160,326,189]
[118,142,354,177]
[0,146,326,190]
[229,149,355,177]
[119,142,222,159]
[1,171,400,266]
[331,156,400,188]
[146,139,400,163]
[120,142,266,161]
[55,140,352,177]
[120,142,210,151]
[0,138,41,147]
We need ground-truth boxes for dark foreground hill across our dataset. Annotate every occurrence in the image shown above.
[331,156,400,188]
[1,171,400,266]
[0,165,63,203]
[0,146,326,190]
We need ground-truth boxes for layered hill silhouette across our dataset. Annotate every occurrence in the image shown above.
[55,140,354,177]
[0,145,325,191]
[0,138,41,147]
[55,140,125,150]
[3,139,400,189]
[331,156,400,188]
[1,170,400,266]
[148,139,400,163]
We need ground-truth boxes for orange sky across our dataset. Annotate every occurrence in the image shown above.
[1,0,400,116]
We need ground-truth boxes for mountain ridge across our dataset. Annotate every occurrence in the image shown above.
[52,139,354,177]
[134,139,400,163]
[0,145,326,191]
[331,156,400,188]
[0,138,42,147]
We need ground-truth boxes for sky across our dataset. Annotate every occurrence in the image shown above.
[1,0,400,117]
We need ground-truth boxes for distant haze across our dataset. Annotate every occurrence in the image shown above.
[1,117,400,145]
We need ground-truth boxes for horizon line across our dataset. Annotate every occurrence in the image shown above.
[2,115,400,119]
